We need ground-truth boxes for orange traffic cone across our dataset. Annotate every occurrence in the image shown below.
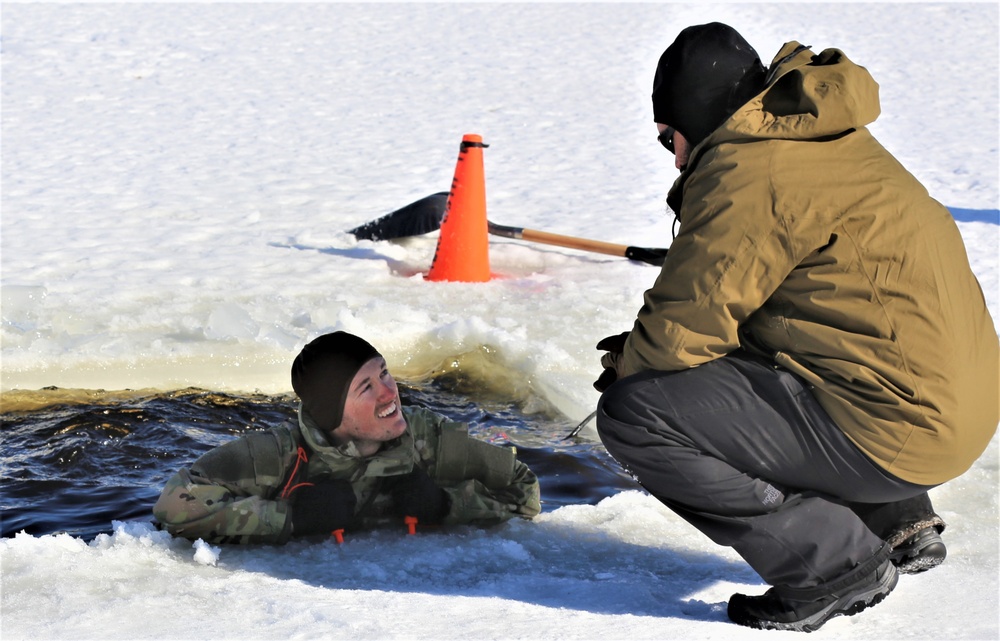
[425,134,491,282]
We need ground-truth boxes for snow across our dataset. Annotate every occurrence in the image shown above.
[1,3,997,639]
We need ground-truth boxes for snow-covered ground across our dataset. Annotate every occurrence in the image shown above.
[2,3,997,639]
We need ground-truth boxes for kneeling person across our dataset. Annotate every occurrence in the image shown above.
[154,332,541,543]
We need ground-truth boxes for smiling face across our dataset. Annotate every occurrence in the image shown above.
[330,356,407,456]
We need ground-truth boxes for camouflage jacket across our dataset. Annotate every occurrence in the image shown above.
[153,405,541,544]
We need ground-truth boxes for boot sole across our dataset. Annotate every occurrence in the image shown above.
[733,563,899,633]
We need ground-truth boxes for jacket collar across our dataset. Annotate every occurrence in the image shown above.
[297,405,416,479]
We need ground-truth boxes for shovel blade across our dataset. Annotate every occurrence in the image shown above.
[348,192,450,241]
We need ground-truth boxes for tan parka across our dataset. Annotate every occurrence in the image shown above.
[621,42,999,485]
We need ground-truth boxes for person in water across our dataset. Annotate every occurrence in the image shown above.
[154,331,541,543]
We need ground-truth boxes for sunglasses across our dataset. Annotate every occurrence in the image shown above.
[658,126,676,154]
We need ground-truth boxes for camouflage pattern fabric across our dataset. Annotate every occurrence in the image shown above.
[153,405,540,544]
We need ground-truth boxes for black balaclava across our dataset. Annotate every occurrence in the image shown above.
[651,22,767,147]
[290,331,381,432]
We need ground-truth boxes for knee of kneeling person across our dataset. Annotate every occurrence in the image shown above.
[596,381,640,430]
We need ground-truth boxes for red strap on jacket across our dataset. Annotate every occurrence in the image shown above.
[278,446,313,500]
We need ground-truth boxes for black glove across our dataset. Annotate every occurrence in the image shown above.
[289,479,357,536]
[594,368,618,392]
[386,466,450,525]
[594,331,630,392]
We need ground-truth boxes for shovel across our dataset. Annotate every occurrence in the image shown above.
[348,192,668,267]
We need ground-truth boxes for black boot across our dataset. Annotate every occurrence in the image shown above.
[728,554,898,632]
[849,493,946,574]
[889,525,947,574]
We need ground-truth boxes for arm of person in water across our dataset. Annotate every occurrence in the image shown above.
[152,427,298,544]
[405,406,541,525]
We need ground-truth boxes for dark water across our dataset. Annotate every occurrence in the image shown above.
[1,376,636,541]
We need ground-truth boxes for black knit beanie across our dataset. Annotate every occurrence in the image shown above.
[651,22,766,147]
[290,332,381,432]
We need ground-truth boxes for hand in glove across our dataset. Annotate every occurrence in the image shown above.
[386,465,450,524]
[289,479,357,536]
[594,331,629,392]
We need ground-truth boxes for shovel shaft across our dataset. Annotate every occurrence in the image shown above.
[488,222,667,266]
[490,223,631,257]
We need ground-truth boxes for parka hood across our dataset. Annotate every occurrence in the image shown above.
[716,42,882,145]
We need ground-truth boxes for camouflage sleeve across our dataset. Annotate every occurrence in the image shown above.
[432,421,542,525]
[153,468,293,544]
[441,458,541,526]
[152,430,296,544]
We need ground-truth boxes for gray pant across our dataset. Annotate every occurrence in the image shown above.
[596,352,934,589]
